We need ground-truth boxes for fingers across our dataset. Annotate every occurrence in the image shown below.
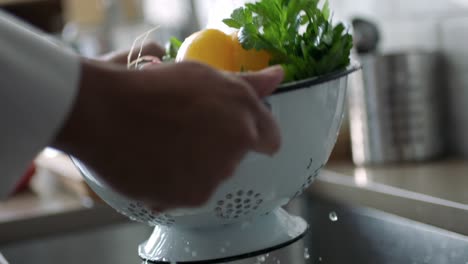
[140,42,166,59]
[251,102,282,155]
[238,65,284,97]
[103,42,166,65]
[234,67,283,155]
[135,56,162,69]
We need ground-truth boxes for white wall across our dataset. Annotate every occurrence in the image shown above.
[329,0,468,53]
[195,0,468,52]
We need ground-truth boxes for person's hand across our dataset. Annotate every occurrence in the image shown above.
[100,42,165,65]
[52,60,283,211]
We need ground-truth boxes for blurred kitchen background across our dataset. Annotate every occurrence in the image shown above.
[3,0,468,263]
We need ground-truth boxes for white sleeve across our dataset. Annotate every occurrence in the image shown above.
[0,11,80,198]
[0,252,9,264]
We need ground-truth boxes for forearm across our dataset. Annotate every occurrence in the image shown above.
[0,11,80,198]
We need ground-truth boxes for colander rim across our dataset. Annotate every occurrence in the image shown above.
[273,61,361,95]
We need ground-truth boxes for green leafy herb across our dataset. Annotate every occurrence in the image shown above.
[162,37,182,62]
[222,0,353,82]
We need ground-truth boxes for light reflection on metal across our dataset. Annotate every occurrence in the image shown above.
[354,167,368,187]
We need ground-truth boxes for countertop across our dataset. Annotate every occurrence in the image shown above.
[0,153,128,244]
[312,159,468,236]
[327,160,468,205]
[1,153,468,245]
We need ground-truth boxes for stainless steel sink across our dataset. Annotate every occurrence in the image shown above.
[0,220,151,264]
[2,192,468,264]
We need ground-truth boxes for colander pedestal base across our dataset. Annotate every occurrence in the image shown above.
[138,207,308,263]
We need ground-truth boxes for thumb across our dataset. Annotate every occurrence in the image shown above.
[238,65,284,97]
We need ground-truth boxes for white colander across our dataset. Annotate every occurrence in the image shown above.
[72,65,359,263]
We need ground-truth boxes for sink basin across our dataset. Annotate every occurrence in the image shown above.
[2,192,468,264]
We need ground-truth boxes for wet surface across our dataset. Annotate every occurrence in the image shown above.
[279,194,468,264]
[2,192,468,264]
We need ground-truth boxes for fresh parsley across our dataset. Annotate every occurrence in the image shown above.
[223,0,353,82]
[162,37,183,62]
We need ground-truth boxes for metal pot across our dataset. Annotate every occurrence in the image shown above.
[348,51,447,165]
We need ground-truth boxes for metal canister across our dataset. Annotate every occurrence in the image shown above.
[348,51,447,165]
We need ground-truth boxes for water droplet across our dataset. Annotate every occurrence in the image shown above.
[191,251,198,257]
[220,247,226,253]
[304,248,310,259]
[257,255,266,262]
[318,256,323,262]
[276,261,281,264]
[184,247,190,253]
[329,211,338,222]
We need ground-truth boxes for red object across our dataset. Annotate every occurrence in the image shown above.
[11,162,36,195]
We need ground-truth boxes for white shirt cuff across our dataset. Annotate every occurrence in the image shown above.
[0,11,80,198]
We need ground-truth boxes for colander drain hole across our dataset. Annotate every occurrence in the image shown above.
[215,190,263,219]
[125,202,175,226]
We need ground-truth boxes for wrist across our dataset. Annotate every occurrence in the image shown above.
[51,59,123,156]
